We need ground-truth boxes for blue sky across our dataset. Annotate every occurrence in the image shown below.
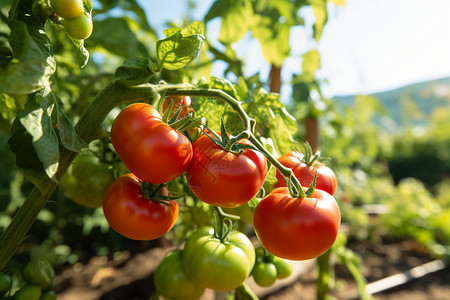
[137,0,450,98]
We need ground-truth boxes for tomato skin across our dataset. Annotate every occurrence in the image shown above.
[272,257,293,279]
[253,187,340,260]
[40,290,57,300]
[154,250,205,300]
[50,0,83,19]
[275,151,337,195]
[252,263,277,287]
[111,103,193,184]
[63,150,115,208]
[23,259,54,289]
[162,95,192,120]
[182,227,255,292]
[102,174,178,240]
[186,134,268,208]
[64,13,93,40]
[0,273,12,297]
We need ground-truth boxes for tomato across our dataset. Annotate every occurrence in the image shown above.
[64,13,93,40]
[111,103,193,184]
[23,259,54,289]
[0,273,12,297]
[40,290,57,300]
[162,95,192,121]
[154,250,204,300]
[63,150,115,208]
[272,257,293,279]
[102,174,178,240]
[182,227,255,292]
[13,285,41,300]
[50,0,83,19]
[253,187,340,260]
[223,203,253,224]
[186,134,268,208]
[274,151,337,195]
[252,262,277,287]
[191,200,213,227]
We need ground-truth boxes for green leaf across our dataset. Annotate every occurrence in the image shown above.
[82,0,93,14]
[114,57,156,85]
[210,76,239,99]
[8,91,60,188]
[0,20,55,94]
[69,38,89,68]
[156,29,204,70]
[0,92,17,119]
[90,18,149,59]
[216,0,254,44]
[53,95,87,152]
[182,20,205,36]
[302,49,321,79]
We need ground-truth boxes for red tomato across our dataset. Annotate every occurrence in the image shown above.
[102,174,178,240]
[111,103,193,184]
[186,134,268,208]
[253,187,340,260]
[162,95,192,120]
[275,151,337,195]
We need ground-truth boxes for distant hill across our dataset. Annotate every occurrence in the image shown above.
[333,76,450,128]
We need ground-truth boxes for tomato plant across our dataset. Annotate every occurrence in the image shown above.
[111,103,193,184]
[12,285,42,300]
[186,133,268,208]
[253,187,341,260]
[50,0,83,19]
[23,259,54,290]
[154,250,205,299]
[272,257,293,279]
[275,151,338,195]
[64,13,93,40]
[182,226,255,292]
[102,174,179,240]
[62,149,115,208]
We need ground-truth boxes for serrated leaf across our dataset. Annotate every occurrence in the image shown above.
[53,95,87,152]
[182,20,205,36]
[114,57,155,85]
[156,31,204,70]
[0,92,17,119]
[210,76,239,99]
[69,38,89,68]
[217,0,254,43]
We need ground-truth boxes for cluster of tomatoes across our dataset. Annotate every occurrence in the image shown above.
[95,95,340,295]
[0,259,56,300]
[50,0,93,40]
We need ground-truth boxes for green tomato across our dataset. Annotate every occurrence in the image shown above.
[13,285,41,300]
[64,13,93,40]
[191,200,213,227]
[23,260,54,289]
[40,290,57,300]
[182,227,255,292]
[63,150,114,209]
[0,273,12,297]
[154,250,204,300]
[252,263,277,287]
[222,203,253,224]
[50,0,83,19]
[272,257,293,279]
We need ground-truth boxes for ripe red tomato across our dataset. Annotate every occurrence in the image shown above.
[253,187,340,260]
[275,151,337,195]
[162,95,192,120]
[111,103,193,184]
[102,174,178,240]
[186,133,268,208]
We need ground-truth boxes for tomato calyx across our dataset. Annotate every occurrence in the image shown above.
[160,97,202,132]
[141,182,177,206]
[202,120,254,154]
[298,142,321,166]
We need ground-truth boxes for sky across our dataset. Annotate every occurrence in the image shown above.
[138,0,450,98]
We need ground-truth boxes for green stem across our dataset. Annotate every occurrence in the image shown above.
[316,250,333,300]
[165,88,307,198]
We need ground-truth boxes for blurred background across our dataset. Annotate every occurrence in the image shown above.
[0,0,449,299]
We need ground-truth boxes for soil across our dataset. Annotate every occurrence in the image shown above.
[53,238,450,300]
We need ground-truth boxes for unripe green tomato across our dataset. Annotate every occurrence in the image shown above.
[0,273,12,296]
[252,263,277,287]
[50,0,83,19]
[272,257,293,279]
[63,150,115,209]
[23,260,54,289]
[191,200,213,227]
[64,13,93,40]
[40,290,57,300]
[222,203,253,224]
[154,250,204,300]
[13,285,42,300]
